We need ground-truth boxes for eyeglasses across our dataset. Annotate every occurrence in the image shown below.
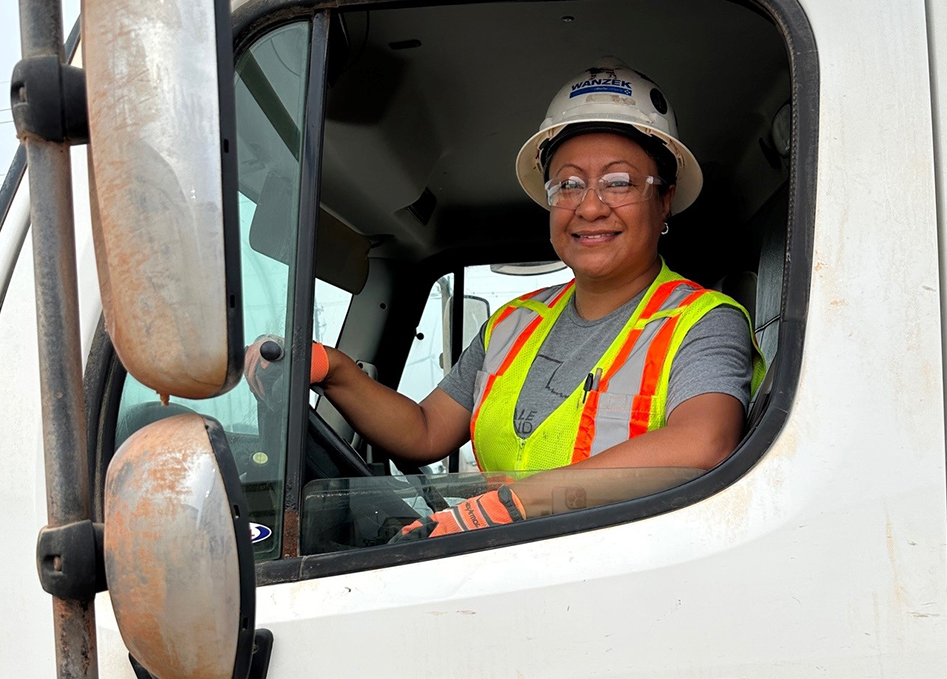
[544,172,664,211]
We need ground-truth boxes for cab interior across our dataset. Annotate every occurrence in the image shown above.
[301,0,791,435]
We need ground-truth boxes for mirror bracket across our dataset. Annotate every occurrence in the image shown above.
[36,520,106,602]
[10,55,88,144]
[128,629,274,679]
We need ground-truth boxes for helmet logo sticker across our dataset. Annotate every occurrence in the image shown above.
[570,78,633,99]
[250,522,273,543]
[650,88,668,114]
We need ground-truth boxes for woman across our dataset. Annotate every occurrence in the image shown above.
[249,57,764,540]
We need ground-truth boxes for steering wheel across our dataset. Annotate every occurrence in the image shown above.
[307,407,375,477]
[307,405,452,512]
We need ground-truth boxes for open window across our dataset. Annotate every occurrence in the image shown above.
[289,0,810,565]
[91,0,815,575]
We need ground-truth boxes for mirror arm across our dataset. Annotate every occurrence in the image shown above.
[11,55,88,145]
[36,520,107,602]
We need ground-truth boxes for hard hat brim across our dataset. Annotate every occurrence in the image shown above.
[515,120,703,214]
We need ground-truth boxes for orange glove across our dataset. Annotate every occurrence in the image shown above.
[390,486,527,543]
[310,342,329,383]
[245,337,330,400]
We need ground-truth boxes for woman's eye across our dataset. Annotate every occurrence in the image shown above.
[558,179,584,193]
[602,173,636,190]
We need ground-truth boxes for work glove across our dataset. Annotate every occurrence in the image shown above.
[244,336,330,401]
[389,486,527,543]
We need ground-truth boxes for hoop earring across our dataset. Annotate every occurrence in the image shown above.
[661,222,669,235]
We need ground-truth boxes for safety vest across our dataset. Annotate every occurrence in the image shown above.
[470,261,766,473]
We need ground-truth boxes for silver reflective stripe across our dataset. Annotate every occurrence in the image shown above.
[481,284,568,375]
[473,370,491,410]
[590,391,636,457]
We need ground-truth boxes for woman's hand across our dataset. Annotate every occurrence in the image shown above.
[244,335,287,403]
[390,486,526,543]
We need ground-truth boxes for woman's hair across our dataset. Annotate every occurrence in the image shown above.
[540,122,678,196]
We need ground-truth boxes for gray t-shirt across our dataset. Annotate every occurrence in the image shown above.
[439,288,753,438]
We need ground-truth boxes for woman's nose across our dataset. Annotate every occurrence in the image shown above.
[574,186,611,219]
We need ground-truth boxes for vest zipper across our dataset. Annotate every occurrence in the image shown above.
[515,435,527,469]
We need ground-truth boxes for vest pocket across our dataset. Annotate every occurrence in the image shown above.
[597,391,635,417]
[588,391,636,457]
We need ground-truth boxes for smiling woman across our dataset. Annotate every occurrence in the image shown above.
[293,55,766,541]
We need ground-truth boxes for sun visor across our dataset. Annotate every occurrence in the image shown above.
[248,172,370,294]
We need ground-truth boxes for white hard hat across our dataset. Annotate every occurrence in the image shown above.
[516,56,703,214]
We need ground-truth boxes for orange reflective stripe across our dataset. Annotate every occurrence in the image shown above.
[490,305,518,333]
[472,313,545,469]
[628,289,706,437]
[628,317,678,437]
[571,390,599,464]
[469,372,498,471]
[548,279,575,307]
[487,281,574,339]
[497,315,543,376]
[628,394,654,438]
[599,280,687,392]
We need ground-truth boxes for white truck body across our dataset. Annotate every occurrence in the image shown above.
[3,0,947,676]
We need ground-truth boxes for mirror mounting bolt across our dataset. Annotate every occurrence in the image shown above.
[10,55,88,145]
[36,520,107,602]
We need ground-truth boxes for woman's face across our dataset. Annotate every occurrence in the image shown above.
[547,132,674,287]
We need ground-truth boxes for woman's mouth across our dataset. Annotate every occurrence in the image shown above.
[572,231,620,243]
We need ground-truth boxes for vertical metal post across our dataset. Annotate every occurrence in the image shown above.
[18,0,98,677]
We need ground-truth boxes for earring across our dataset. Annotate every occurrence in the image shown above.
[661,222,669,235]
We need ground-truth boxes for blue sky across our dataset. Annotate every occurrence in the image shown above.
[1,0,80,183]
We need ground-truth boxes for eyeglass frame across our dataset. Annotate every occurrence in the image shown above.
[543,172,666,211]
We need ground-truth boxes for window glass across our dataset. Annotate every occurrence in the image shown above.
[398,274,454,404]
[115,21,312,563]
[314,280,351,347]
[393,274,454,474]
[302,467,701,553]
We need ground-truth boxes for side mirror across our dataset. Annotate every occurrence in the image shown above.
[83,0,242,400]
[460,295,490,347]
[104,413,256,679]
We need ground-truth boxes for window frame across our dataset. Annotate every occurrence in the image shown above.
[83,0,816,586]
[255,0,816,586]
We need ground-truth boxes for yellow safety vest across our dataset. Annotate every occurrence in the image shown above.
[470,261,765,473]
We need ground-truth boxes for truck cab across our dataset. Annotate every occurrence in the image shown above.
[2,0,947,676]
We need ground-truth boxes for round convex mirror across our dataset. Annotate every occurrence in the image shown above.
[104,413,255,679]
